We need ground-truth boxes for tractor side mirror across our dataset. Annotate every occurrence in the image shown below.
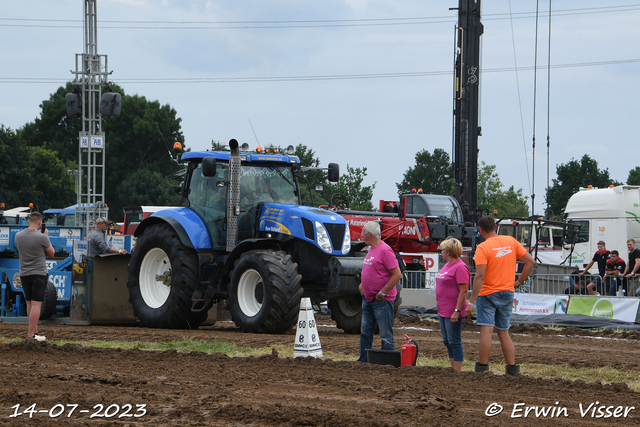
[202,158,217,177]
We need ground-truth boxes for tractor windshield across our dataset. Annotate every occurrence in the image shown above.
[239,164,299,206]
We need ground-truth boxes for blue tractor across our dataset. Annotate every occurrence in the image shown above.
[127,140,365,333]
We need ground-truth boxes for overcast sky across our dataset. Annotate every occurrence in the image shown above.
[2,1,639,215]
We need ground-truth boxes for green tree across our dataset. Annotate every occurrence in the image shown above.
[546,155,621,218]
[0,126,74,211]
[102,88,184,220]
[30,146,76,210]
[20,83,81,164]
[396,148,453,196]
[116,169,181,208]
[0,126,35,208]
[294,144,329,207]
[327,165,376,211]
[20,84,185,221]
[627,167,640,185]
[477,162,529,217]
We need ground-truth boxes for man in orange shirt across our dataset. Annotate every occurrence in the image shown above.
[465,216,535,376]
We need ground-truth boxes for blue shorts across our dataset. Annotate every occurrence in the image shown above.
[476,291,513,331]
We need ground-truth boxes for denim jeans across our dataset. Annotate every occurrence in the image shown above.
[476,291,514,330]
[438,316,464,362]
[358,297,395,362]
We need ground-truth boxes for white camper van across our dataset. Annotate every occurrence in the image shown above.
[561,185,640,272]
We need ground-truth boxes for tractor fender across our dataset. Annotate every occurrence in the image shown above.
[222,236,292,278]
[134,208,212,250]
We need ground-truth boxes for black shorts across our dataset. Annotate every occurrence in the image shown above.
[21,275,48,302]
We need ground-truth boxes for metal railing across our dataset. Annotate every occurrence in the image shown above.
[400,270,640,296]
[400,271,437,290]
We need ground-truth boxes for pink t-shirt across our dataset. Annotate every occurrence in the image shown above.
[361,241,399,302]
[435,258,470,318]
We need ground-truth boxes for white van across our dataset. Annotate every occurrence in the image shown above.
[561,185,640,272]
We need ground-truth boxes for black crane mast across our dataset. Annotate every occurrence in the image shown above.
[453,0,483,226]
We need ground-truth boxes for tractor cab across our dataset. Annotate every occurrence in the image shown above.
[184,152,301,249]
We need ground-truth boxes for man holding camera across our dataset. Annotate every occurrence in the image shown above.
[15,212,54,341]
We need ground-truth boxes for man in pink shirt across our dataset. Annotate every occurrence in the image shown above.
[357,221,403,362]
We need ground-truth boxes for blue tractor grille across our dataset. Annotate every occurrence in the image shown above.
[324,223,346,251]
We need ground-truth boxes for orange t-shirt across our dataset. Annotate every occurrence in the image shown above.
[473,235,527,296]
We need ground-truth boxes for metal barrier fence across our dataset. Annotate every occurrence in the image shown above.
[522,274,640,297]
[400,270,640,297]
[400,271,437,290]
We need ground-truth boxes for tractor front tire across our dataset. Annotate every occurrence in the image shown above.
[39,281,57,320]
[127,223,208,329]
[228,250,303,334]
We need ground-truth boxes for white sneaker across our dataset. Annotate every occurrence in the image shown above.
[33,334,46,342]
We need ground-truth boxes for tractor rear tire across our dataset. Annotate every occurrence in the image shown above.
[127,223,209,329]
[329,283,402,334]
[327,296,362,334]
[39,281,57,320]
[228,250,303,334]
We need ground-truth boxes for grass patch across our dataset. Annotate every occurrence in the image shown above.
[0,336,354,362]
[2,336,637,391]
[415,355,640,392]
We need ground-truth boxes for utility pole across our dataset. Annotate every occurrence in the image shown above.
[452,0,483,226]
[68,0,116,236]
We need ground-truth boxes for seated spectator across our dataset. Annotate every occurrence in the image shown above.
[564,275,597,295]
[605,250,626,296]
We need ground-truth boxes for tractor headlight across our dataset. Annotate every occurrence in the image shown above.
[341,224,351,254]
[315,221,333,254]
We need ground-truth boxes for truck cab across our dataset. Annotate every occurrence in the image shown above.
[561,185,640,270]
[399,193,464,225]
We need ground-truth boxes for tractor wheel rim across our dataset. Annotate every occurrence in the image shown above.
[237,269,263,317]
[139,248,172,309]
[338,298,361,317]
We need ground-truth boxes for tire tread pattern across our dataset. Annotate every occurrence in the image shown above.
[229,250,303,334]
[127,223,206,329]
[39,281,57,320]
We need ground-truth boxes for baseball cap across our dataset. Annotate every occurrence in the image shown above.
[96,217,113,225]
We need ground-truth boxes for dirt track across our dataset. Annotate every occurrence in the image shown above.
[1,315,640,426]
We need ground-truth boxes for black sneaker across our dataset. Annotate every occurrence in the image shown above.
[475,362,490,373]
[505,364,520,376]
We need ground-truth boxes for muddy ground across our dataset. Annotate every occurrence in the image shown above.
[1,315,639,426]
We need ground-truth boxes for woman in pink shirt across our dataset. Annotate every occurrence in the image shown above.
[435,237,470,371]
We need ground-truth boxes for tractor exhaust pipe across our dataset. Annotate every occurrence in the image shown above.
[227,139,241,251]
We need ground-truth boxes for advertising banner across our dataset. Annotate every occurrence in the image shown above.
[512,293,568,315]
[566,296,640,323]
[106,234,134,253]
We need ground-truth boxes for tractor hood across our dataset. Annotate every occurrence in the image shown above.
[258,204,351,255]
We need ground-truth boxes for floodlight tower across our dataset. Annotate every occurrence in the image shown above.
[68,0,116,235]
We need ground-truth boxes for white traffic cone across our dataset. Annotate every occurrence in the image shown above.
[293,297,323,358]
